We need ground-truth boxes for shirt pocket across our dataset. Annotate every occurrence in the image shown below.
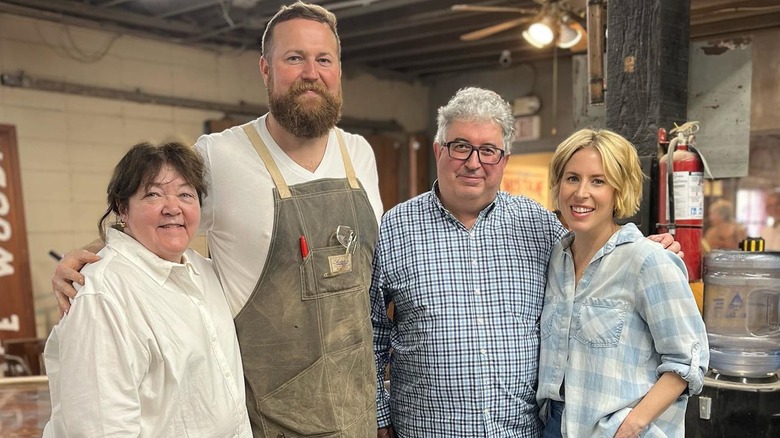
[573,298,629,348]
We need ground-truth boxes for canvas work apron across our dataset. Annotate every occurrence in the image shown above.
[234,124,378,437]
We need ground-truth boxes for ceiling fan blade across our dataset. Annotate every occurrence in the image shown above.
[452,5,538,15]
[460,17,532,41]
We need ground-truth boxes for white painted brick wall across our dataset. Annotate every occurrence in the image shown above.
[0,13,429,338]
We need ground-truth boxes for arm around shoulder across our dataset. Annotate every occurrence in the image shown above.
[51,239,104,316]
[646,232,683,258]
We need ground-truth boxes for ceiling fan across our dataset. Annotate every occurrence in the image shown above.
[452,0,587,50]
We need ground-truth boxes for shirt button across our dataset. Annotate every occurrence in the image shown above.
[225,372,231,378]
[211,336,217,343]
[474,289,481,295]
[472,259,478,266]
[477,317,484,325]
[480,348,487,355]
[484,408,490,416]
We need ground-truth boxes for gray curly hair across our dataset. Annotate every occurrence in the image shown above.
[434,87,515,153]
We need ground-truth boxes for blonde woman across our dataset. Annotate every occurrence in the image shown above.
[537,129,708,438]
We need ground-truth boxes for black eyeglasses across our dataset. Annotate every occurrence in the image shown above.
[442,141,506,165]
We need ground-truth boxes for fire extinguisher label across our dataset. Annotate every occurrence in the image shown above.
[670,171,704,220]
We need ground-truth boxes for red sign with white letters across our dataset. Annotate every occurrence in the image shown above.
[0,124,36,341]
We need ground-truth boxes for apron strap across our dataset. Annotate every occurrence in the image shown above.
[241,123,292,199]
[335,129,360,190]
[243,122,360,196]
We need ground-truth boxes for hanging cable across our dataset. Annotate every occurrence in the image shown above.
[551,44,558,136]
[34,22,121,64]
[219,0,237,28]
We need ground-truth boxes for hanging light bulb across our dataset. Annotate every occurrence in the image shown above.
[522,15,556,48]
[522,29,547,48]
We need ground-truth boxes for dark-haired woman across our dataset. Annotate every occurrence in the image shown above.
[43,142,250,437]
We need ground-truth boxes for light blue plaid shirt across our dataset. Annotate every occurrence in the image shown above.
[537,223,709,437]
[371,183,565,437]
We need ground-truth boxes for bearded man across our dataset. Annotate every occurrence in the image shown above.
[51,2,383,437]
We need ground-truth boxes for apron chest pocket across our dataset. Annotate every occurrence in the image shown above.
[300,244,364,300]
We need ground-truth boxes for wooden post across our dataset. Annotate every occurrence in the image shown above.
[587,0,606,105]
[606,0,690,234]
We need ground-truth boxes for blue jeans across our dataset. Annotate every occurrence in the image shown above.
[543,400,565,438]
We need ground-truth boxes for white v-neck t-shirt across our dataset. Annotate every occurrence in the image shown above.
[194,114,383,315]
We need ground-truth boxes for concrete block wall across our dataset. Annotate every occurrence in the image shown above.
[0,13,429,338]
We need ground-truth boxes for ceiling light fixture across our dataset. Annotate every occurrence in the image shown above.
[557,14,583,49]
[522,3,585,50]
[522,16,555,48]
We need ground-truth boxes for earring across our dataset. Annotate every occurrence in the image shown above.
[115,217,126,229]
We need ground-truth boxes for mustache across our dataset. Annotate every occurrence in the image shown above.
[290,82,328,96]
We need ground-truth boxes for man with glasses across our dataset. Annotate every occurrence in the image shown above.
[372,87,678,437]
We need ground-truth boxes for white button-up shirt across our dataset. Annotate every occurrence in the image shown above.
[43,228,250,437]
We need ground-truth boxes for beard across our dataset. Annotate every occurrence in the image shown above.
[267,76,343,139]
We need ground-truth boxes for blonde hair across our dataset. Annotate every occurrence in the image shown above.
[549,129,644,219]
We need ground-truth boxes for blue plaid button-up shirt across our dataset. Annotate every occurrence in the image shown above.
[371,184,565,437]
[537,223,708,437]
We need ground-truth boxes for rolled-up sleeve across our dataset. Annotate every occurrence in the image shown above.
[639,251,709,395]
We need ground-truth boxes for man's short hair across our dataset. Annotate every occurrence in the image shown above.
[261,1,340,62]
[434,87,515,152]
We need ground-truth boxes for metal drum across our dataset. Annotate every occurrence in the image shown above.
[685,374,780,437]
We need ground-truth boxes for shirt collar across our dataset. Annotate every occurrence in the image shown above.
[106,227,198,286]
[430,180,499,225]
[560,222,645,257]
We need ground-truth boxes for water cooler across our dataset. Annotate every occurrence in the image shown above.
[685,250,780,437]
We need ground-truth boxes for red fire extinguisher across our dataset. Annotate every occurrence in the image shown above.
[657,122,709,281]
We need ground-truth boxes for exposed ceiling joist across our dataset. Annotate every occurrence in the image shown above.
[0,0,776,77]
[1,0,200,34]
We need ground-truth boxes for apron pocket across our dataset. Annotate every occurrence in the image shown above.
[301,244,364,300]
[256,343,375,435]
